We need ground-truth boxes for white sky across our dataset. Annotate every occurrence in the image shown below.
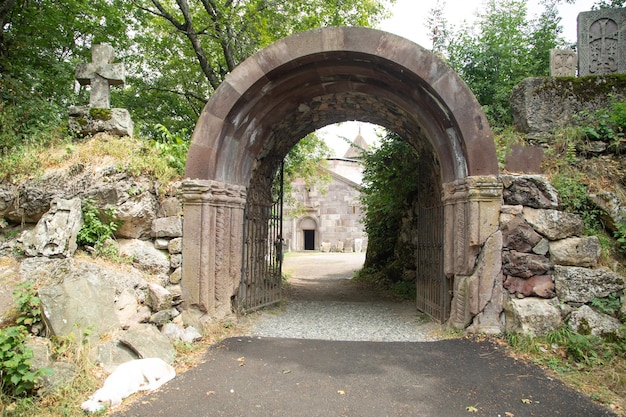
[320,0,598,157]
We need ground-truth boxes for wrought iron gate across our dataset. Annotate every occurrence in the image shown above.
[237,164,284,311]
[416,204,450,323]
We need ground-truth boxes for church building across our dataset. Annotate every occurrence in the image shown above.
[282,131,370,253]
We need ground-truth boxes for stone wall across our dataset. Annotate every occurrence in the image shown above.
[0,162,193,385]
[283,167,366,253]
[2,161,624,341]
[500,175,625,336]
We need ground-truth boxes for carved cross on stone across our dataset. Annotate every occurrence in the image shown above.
[75,44,125,109]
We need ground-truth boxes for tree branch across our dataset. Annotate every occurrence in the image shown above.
[147,86,208,104]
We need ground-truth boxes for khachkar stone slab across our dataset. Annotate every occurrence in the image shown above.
[70,43,133,137]
[578,8,626,76]
[550,49,577,77]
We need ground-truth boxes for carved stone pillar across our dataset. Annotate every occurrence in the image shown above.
[181,179,247,318]
[443,176,502,331]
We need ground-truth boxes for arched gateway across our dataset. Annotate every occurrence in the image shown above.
[182,27,503,332]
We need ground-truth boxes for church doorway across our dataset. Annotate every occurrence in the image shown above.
[303,230,315,251]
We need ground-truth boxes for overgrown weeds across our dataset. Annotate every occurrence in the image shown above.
[505,325,626,414]
[0,131,186,190]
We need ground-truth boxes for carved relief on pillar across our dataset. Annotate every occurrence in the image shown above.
[181,180,247,316]
[442,176,502,276]
[443,176,502,331]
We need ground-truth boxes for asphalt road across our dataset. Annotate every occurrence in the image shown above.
[112,336,615,417]
[110,253,616,417]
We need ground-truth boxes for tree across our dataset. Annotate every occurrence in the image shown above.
[359,131,420,270]
[439,0,565,127]
[594,0,626,7]
[282,133,332,216]
[424,0,449,56]
[0,0,133,150]
[124,0,395,136]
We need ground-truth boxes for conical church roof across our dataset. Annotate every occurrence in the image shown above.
[343,130,369,159]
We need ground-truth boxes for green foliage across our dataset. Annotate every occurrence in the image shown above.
[545,326,612,367]
[360,131,420,270]
[152,124,190,175]
[0,0,133,151]
[0,326,49,397]
[591,293,624,317]
[77,198,122,254]
[122,0,393,136]
[282,133,332,216]
[576,97,626,151]
[440,0,564,127]
[614,222,626,257]
[12,282,42,329]
[550,173,604,233]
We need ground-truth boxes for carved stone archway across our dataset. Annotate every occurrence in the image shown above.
[182,27,503,331]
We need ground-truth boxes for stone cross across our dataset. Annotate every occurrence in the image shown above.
[550,49,577,77]
[75,44,125,109]
[577,9,626,76]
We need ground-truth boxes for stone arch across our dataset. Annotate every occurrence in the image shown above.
[182,27,503,331]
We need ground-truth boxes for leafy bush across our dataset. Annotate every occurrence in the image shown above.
[152,124,190,175]
[614,222,626,257]
[360,132,420,269]
[77,198,122,254]
[591,293,624,317]
[550,173,604,233]
[0,326,49,397]
[12,282,42,329]
[576,97,626,147]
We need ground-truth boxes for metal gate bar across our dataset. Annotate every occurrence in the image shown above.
[238,164,284,312]
[416,204,449,323]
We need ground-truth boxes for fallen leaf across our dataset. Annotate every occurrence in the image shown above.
[466,405,478,413]
[236,357,245,362]
[281,369,291,374]
[521,398,532,404]
[206,391,215,396]
[505,412,514,417]
[337,390,346,395]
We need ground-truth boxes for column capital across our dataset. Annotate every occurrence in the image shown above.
[182,179,247,207]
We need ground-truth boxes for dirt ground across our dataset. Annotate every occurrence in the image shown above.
[281,251,409,305]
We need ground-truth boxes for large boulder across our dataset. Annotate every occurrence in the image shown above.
[21,198,83,258]
[20,258,147,342]
[502,250,552,278]
[501,216,543,253]
[504,296,562,336]
[549,237,601,267]
[568,305,622,337]
[120,324,175,364]
[510,76,626,137]
[118,239,170,277]
[522,207,584,240]
[500,175,559,209]
[554,265,625,303]
[38,268,120,342]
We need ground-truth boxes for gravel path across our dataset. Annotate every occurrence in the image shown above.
[248,252,444,342]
